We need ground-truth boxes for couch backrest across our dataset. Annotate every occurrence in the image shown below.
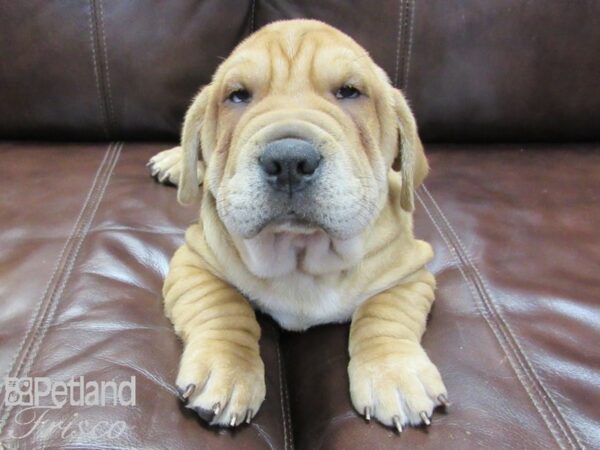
[1,0,598,142]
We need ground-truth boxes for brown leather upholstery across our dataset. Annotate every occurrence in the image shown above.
[1,143,597,449]
[0,2,599,449]
[1,1,599,141]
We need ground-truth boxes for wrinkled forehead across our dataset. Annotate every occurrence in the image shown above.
[216,26,379,90]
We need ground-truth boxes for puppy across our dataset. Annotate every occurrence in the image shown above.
[148,19,448,431]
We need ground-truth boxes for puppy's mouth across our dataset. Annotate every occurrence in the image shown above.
[264,211,320,235]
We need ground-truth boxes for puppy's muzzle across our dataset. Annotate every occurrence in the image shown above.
[259,138,321,193]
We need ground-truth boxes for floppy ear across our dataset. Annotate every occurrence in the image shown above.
[391,88,429,212]
[178,86,211,205]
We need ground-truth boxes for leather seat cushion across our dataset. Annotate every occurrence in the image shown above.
[0,142,597,449]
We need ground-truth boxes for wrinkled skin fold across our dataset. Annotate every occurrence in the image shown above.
[149,19,448,430]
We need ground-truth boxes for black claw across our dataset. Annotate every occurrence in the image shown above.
[193,406,216,422]
[178,383,196,402]
[184,385,195,398]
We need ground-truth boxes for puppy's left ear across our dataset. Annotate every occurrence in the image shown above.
[391,88,429,212]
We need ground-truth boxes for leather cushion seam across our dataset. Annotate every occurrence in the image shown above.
[277,341,293,450]
[393,0,405,88]
[417,185,583,450]
[98,0,116,133]
[393,0,415,90]
[88,0,114,138]
[88,0,109,138]
[401,0,415,91]
[250,0,257,33]
[0,143,114,396]
[0,143,122,437]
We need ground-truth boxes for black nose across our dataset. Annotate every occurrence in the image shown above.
[259,138,321,193]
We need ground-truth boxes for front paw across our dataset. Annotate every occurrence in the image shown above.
[348,341,448,432]
[176,342,266,427]
[147,146,204,186]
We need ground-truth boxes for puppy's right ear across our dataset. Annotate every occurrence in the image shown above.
[178,86,211,205]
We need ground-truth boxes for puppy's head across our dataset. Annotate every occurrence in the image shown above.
[178,19,427,240]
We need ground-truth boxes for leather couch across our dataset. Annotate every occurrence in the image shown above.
[1,1,598,449]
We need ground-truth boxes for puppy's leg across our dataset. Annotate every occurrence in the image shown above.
[164,245,265,426]
[147,146,204,186]
[348,269,448,431]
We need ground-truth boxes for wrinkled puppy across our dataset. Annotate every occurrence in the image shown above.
[149,19,448,431]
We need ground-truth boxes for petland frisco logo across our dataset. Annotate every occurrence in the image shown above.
[4,376,136,408]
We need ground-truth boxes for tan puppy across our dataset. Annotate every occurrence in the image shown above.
[149,19,448,431]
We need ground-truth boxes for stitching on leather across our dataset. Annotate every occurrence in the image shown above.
[401,0,415,91]
[393,0,404,87]
[0,145,112,399]
[420,185,584,450]
[88,0,109,138]
[415,189,565,449]
[0,143,121,435]
[421,186,585,449]
[417,186,583,450]
[419,187,581,449]
[0,143,122,438]
[250,0,256,33]
[276,342,292,450]
[20,144,122,377]
[282,355,294,450]
[0,143,122,436]
[98,0,115,132]
[276,342,289,450]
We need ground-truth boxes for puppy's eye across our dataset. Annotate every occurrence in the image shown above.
[335,85,361,100]
[228,89,252,104]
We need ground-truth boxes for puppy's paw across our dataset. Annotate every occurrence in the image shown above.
[349,341,448,432]
[176,343,266,427]
[147,146,204,186]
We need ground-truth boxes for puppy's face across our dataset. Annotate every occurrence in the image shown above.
[179,20,427,241]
